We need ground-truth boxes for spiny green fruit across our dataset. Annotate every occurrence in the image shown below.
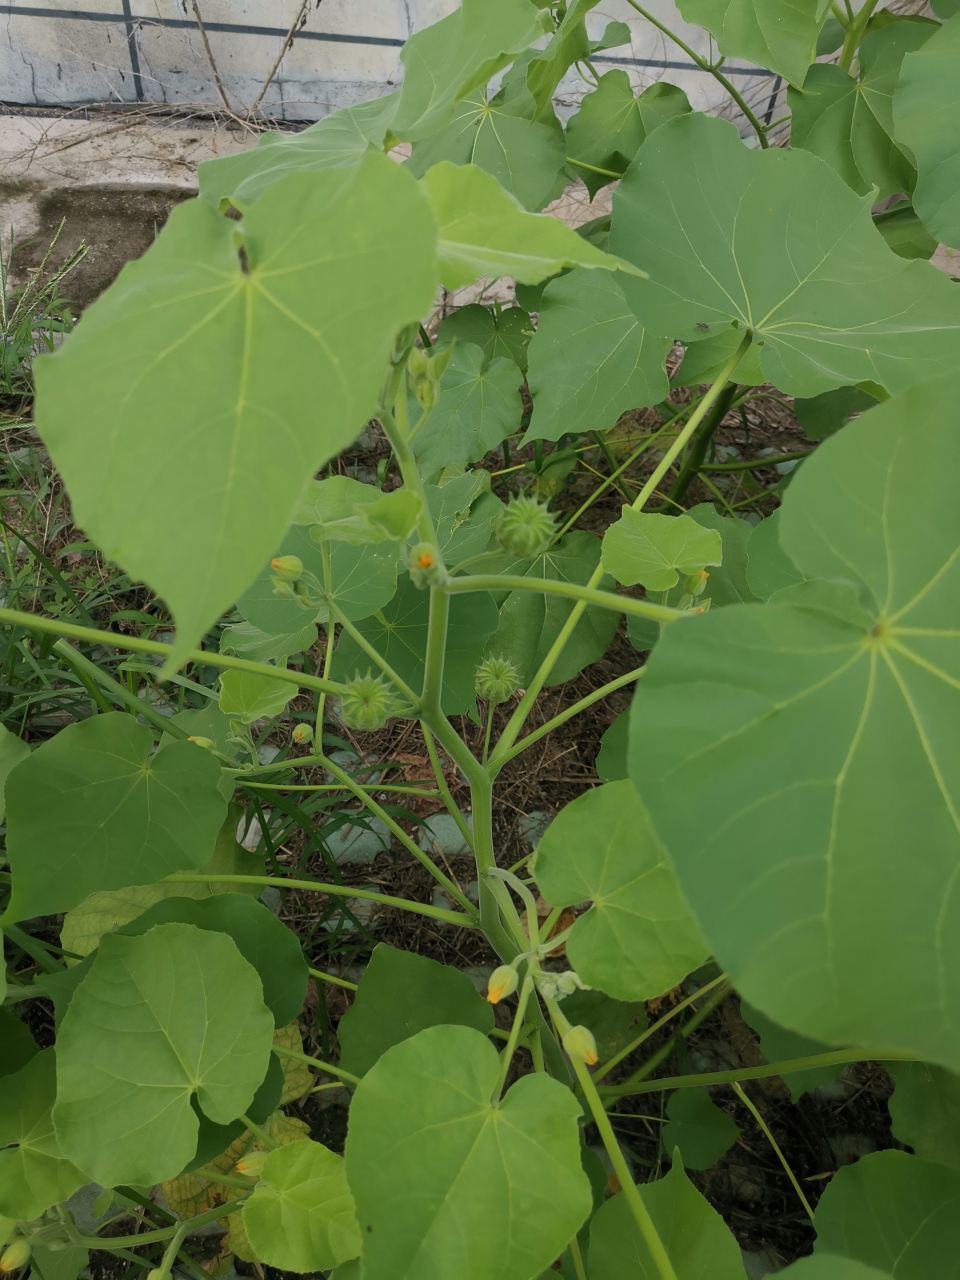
[475,656,520,704]
[496,495,557,557]
[338,674,399,731]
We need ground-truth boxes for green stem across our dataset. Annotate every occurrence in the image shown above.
[490,332,752,764]
[839,0,878,70]
[566,157,624,180]
[493,973,535,1100]
[52,640,185,737]
[592,975,729,1084]
[75,1199,247,1250]
[271,1042,361,1085]
[599,1047,916,1100]
[246,782,439,796]
[308,966,357,991]
[497,666,644,767]
[621,0,769,147]
[701,450,811,472]
[665,382,739,507]
[0,606,346,697]
[731,1080,815,1223]
[422,586,450,717]
[444,575,683,625]
[2,924,63,973]
[321,751,478,918]
[611,983,732,1095]
[570,1052,678,1280]
[422,723,477,855]
[162,873,473,927]
[593,430,633,500]
[570,1236,588,1280]
[327,597,419,705]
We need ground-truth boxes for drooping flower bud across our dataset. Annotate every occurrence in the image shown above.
[187,736,214,751]
[338,674,399,732]
[563,1024,599,1065]
[475,656,520,704]
[486,964,519,1004]
[1,1242,31,1273]
[236,1150,269,1178]
[408,543,445,589]
[684,569,709,597]
[270,555,303,582]
[495,495,557,558]
[292,723,314,745]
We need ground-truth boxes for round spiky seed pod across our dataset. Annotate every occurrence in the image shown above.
[338,674,399,732]
[475,656,520,704]
[495,495,557,557]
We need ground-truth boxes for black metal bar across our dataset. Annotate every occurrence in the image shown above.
[118,0,144,101]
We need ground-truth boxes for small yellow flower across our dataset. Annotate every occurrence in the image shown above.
[486,964,519,1004]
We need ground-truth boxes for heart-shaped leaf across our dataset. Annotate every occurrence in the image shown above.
[525,270,670,443]
[344,1024,592,1280]
[412,344,522,472]
[535,782,708,1001]
[0,1051,86,1221]
[611,112,960,397]
[54,923,274,1187]
[888,1061,960,1172]
[2,713,225,924]
[34,154,438,666]
[675,0,829,87]
[603,510,722,592]
[628,371,960,1068]
[242,1140,361,1272]
[661,1090,740,1171]
[894,13,960,250]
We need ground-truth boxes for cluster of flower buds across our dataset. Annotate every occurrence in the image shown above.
[475,655,520,704]
[536,969,590,1001]
[486,964,520,1004]
[408,542,446,589]
[495,495,558,558]
[677,568,711,613]
[270,555,324,609]
[337,673,400,732]
[407,343,453,412]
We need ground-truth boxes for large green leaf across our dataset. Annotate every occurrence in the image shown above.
[0,1051,86,1221]
[337,944,494,1077]
[198,96,398,206]
[565,73,691,198]
[479,532,618,687]
[524,270,670,443]
[781,1262,892,1280]
[588,1158,747,1278]
[54,923,274,1186]
[894,13,960,250]
[390,0,548,142]
[109,894,307,1027]
[219,667,296,724]
[408,91,567,212]
[525,0,602,118]
[661,1089,740,1171]
[413,344,522,472]
[0,724,28,825]
[330,575,498,715]
[627,371,960,1067]
[421,161,636,289]
[344,1024,592,1280]
[888,1061,960,1171]
[535,782,708,1001]
[611,113,960,398]
[2,713,225,923]
[423,471,504,566]
[603,510,722,592]
[34,154,438,666]
[242,1140,361,1272]
[814,1151,960,1276]
[789,23,936,200]
[675,0,828,87]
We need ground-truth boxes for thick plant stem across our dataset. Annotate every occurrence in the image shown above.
[0,606,346,697]
[665,382,739,507]
[163,873,472,927]
[592,974,729,1083]
[444,575,683,625]
[421,723,476,854]
[493,974,535,1100]
[272,1042,361,1085]
[571,1055,679,1280]
[732,1082,815,1223]
[75,1200,248,1251]
[489,332,753,766]
[839,0,878,70]
[621,0,769,147]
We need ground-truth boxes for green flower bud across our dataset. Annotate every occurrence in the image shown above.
[486,964,519,1004]
[562,1024,599,1066]
[408,542,445,589]
[236,1150,269,1177]
[338,674,399,732]
[292,723,314,745]
[271,575,299,600]
[271,555,303,582]
[187,736,214,751]
[475,656,520,704]
[1,1242,31,1273]
[496,495,557,558]
[684,569,709,597]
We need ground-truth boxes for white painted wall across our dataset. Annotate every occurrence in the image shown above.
[2,1,780,127]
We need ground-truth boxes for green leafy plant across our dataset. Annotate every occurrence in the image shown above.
[3,2,960,1277]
